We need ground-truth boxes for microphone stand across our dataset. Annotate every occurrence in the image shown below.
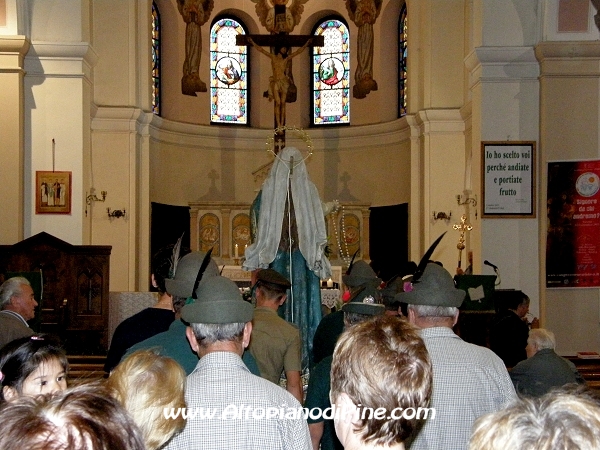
[487,264,501,286]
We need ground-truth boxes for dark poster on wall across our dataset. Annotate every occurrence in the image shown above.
[546,160,600,288]
[369,203,408,281]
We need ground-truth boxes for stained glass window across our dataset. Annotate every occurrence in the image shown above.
[151,1,161,116]
[312,18,350,125]
[398,3,408,117]
[210,17,248,124]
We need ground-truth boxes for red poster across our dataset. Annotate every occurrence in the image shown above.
[547,160,600,287]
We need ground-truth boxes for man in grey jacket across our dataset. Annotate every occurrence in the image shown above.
[510,328,585,397]
[0,277,36,349]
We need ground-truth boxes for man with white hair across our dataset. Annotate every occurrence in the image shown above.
[0,277,37,349]
[470,388,600,449]
[166,276,311,450]
[396,262,516,450]
[510,328,585,397]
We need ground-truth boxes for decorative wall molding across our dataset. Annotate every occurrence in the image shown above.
[24,42,97,81]
[91,107,143,132]
[466,46,540,84]
[535,41,600,76]
[148,115,412,153]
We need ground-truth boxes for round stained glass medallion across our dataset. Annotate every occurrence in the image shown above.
[318,57,345,86]
[216,57,242,85]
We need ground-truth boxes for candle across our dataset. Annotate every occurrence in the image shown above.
[244,243,248,255]
[326,278,333,288]
[234,243,239,258]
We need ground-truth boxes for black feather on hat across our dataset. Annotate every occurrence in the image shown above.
[412,232,447,284]
[192,248,214,300]
[182,276,254,324]
[394,232,465,308]
[164,250,219,298]
[345,249,360,275]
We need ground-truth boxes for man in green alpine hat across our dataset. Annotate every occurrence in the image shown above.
[125,251,259,375]
[396,261,516,450]
[166,275,311,450]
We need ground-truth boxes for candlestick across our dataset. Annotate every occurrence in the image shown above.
[234,243,239,258]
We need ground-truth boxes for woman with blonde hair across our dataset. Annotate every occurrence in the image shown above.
[106,349,186,450]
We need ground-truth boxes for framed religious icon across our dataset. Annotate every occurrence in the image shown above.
[482,141,536,218]
[36,171,72,214]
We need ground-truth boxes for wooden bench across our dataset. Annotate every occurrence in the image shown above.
[565,356,600,390]
[67,355,107,386]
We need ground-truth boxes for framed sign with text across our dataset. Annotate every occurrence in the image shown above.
[482,141,535,218]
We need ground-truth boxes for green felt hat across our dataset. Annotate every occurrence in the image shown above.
[342,260,381,288]
[395,262,465,308]
[181,276,254,324]
[380,275,403,308]
[342,284,386,316]
[164,251,219,298]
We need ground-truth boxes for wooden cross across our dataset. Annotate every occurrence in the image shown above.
[236,5,323,153]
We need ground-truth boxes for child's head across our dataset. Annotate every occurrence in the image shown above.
[0,382,146,450]
[0,334,68,402]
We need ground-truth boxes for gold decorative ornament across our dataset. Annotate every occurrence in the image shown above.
[453,214,473,269]
[266,126,313,164]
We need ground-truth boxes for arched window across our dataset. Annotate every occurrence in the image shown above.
[151,1,161,116]
[210,17,248,124]
[398,3,407,117]
[312,17,350,125]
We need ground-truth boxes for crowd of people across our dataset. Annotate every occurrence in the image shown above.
[0,241,598,449]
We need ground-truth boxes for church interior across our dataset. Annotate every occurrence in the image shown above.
[1,0,600,358]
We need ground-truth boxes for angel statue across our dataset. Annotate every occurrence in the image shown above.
[251,0,308,34]
[251,0,309,103]
[345,0,383,99]
[177,0,214,96]
[593,0,600,32]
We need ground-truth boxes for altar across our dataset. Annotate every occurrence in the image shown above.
[189,201,372,267]
[220,264,343,309]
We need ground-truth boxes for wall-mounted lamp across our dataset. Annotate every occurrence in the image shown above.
[85,190,107,216]
[456,194,477,207]
[86,190,107,205]
[107,208,126,219]
[433,211,452,222]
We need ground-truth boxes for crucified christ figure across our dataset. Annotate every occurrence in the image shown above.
[247,37,312,128]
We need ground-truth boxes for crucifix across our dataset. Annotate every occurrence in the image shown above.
[453,214,473,270]
[237,4,323,153]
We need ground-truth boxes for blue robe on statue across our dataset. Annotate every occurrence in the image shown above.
[244,147,331,371]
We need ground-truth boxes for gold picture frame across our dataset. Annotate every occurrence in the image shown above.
[36,171,72,214]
